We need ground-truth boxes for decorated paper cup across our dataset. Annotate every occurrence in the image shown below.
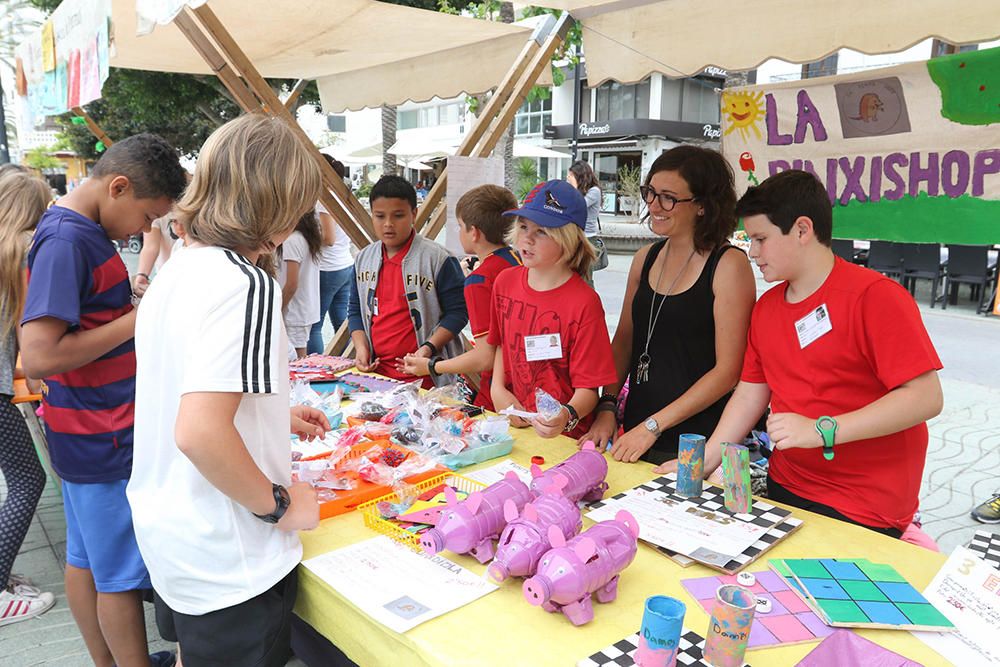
[635,595,686,667]
[676,434,706,498]
[703,584,756,667]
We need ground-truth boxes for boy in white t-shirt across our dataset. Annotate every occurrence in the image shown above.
[278,212,322,358]
[127,114,328,667]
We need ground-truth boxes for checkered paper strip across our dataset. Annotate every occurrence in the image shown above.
[588,474,801,573]
[968,530,1000,571]
[577,629,749,667]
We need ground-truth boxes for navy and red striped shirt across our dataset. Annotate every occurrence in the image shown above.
[23,206,135,483]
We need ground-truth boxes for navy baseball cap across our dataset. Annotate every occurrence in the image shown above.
[502,180,587,230]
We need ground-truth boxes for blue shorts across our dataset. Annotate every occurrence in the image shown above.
[63,479,150,593]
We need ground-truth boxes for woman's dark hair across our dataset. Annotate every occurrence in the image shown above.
[568,160,599,195]
[642,145,737,253]
[295,211,323,260]
[322,154,346,179]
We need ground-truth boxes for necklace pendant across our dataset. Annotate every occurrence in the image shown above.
[636,353,651,384]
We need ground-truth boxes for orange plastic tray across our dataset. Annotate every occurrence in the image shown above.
[315,441,448,520]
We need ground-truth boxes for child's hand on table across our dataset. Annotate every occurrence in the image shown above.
[767,412,823,450]
[400,354,430,377]
[290,405,331,441]
[277,481,320,532]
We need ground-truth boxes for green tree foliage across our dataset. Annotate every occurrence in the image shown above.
[23,144,62,170]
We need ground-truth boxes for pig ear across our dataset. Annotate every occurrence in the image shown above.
[546,473,568,495]
[465,492,483,515]
[530,463,543,478]
[504,471,521,483]
[523,503,538,523]
[503,499,519,523]
[616,510,640,538]
[582,440,596,452]
[547,524,566,548]
[444,486,458,506]
[573,537,597,562]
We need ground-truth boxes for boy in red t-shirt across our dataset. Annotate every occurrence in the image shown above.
[404,184,520,410]
[659,170,943,537]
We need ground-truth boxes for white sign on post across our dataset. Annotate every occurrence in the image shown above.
[444,156,505,256]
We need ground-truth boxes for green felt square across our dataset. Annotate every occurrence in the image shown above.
[855,561,908,583]
[770,559,792,578]
[897,602,955,628]
[787,559,833,579]
[840,579,889,602]
[817,598,870,623]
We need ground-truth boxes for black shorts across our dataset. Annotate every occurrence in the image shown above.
[154,569,298,667]
[767,476,903,539]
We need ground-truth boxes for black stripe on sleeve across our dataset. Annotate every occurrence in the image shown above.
[223,250,257,393]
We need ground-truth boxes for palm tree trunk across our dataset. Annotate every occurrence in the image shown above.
[497,2,517,191]
[381,104,397,177]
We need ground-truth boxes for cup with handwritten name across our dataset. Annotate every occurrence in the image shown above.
[635,595,686,667]
[703,584,757,667]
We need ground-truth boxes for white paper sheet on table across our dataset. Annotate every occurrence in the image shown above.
[463,459,533,486]
[586,488,769,560]
[913,546,1000,666]
[302,536,497,633]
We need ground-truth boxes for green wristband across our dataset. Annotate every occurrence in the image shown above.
[815,416,837,461]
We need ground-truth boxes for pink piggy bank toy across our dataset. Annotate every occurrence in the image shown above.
[523,510,640,626]
[420,471,533,563]
[488,474,582,583]
[530,441,609,503]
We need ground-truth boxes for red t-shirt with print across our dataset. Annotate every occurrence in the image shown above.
[487,267,617,438]
[741,257,942,532]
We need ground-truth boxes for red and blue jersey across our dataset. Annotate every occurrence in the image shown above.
[23,206,136,483]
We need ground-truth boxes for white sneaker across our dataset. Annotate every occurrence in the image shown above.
[0,588,56,626]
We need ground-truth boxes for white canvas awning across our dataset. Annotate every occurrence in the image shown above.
[539,0,1000,85]
[110,0,540,111]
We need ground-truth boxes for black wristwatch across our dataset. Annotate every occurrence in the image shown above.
[427,355,443,382]
[562,403,580,432]
[253,483,290,524]
[420,340,439,357]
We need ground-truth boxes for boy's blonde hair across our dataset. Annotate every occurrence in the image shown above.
[178,114,321,262]
[0,171,52,340]
[506,218,596,276]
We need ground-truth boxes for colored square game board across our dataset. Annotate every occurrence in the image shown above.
[337,372,406,395]
[577,628,747,667]
[681,571,833,650]
[770,558,955,631]
[968,530,1000,571]
[588,473,803,574]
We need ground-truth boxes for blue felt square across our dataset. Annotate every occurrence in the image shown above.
[875,582,926,604]
[857,600,910,626]
[799,578,850,600]
[819,559,867,581]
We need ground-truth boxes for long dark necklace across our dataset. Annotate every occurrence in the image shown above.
[636,240,696,384]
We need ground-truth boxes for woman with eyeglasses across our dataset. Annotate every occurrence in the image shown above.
[577,145,756,465]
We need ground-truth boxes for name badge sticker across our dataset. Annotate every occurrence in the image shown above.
[795,303,832,349]
[524,333,563,361]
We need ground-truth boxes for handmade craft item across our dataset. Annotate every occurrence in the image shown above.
[578,627,747,667]
[703,584,757,667]
[529,440,609,503]
[488,474,583,583]
[721,443,752,514]
[635,595,686,667]
[675,434,705,498]
[522,510,640,626]
[419,471,533,563]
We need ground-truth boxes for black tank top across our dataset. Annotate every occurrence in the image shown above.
[624,241,742,464]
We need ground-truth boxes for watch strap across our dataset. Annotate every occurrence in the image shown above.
[253,483,290,524]
[562,403,580,432]
[815,416,837,461]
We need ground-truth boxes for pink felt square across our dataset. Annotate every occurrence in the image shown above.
[718,573,766,595]
[759,613,815,643]
[774,590,811,614]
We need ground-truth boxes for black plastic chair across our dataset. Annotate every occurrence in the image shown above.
[831,239,855,263]
[945,245,997,314]
[901,243,945,307]
[867,241,903,281]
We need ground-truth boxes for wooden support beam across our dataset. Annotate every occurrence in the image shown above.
[180,5,374,248]
[174,11,261,113]
[284,79,310,110]
[323,320,352,356]
[422,14,572,240]
[71,106,114,148]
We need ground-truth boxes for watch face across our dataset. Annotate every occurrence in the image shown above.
[645,418,659,433]
[818,417,837,432]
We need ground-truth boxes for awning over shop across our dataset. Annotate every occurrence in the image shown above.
[537,0,1000,85]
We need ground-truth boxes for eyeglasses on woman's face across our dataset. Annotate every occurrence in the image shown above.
[639,186,696,212]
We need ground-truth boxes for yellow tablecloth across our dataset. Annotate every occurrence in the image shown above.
[296,429,950,667]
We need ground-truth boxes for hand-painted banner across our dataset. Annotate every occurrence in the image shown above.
[15,0,112,123]
[721,47,1000,244]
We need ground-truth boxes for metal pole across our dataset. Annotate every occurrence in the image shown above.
[0,75,11,164]
[570,44,581,162]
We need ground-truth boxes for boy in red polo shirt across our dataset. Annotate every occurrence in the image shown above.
[348,176,467,388]
[403,184,520,409]
[21,134,186,666]
[661,170,943,537]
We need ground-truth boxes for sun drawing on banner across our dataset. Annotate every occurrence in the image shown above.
[722,90,765,141]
